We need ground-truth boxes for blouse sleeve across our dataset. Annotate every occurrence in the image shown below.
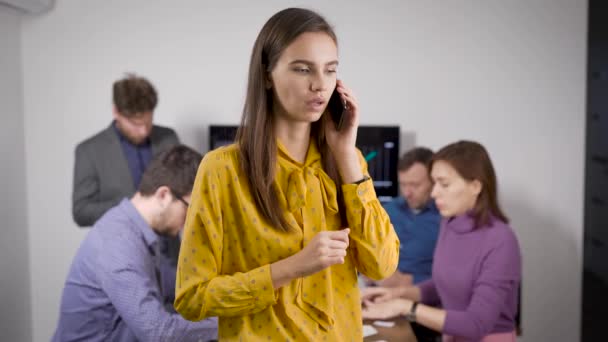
[342,150,400,280]
[174,153,278,320]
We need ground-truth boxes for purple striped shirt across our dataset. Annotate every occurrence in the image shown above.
[53,199,217,341]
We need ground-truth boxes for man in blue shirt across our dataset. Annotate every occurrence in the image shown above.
[380,147,441,342]
[54,145,217,342]
[381,147,440,286]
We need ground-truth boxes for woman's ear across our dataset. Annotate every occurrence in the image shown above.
[265,69,273,89]
[470,179,483,197]
[264,66,272,90]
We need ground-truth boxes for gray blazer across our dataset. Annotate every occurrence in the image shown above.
[72,123,179,227]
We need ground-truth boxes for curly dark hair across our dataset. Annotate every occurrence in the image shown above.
[138,145,202,198]
[113,73,158,116]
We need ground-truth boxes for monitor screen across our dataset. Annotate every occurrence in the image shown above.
[356,126,400,202]
[207,124,400,201]
[209,125,238,151]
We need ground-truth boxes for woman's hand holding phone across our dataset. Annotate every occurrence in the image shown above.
[325,79,359,151]
[324,79,364,183]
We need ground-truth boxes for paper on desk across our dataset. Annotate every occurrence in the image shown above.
[363,324,378,337]
[373,320,396,327]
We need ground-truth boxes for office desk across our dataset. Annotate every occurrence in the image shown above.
[363,317,417,341]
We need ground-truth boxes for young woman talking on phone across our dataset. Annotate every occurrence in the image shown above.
[174,8,399,341]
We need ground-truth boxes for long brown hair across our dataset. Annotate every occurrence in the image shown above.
[236,8,341,232]
[431,140,508,228]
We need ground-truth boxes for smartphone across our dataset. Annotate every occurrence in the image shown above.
[327,88,345,130]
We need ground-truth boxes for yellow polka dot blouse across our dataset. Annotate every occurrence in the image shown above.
[175,140,399,341]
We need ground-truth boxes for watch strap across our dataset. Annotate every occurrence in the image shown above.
[406,301,419,322]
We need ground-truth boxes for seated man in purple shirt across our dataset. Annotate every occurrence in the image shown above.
[361,141,521,342]
[54,145,218,342]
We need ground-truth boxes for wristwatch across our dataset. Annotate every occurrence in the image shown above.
[405,301,418,322]
[352,175,370,185]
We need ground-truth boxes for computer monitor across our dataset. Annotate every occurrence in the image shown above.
[356,126,400,202]
[207,124,400,201]
[209,125,239,151]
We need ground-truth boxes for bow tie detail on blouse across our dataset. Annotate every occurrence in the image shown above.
[286,167,339,214]
[277,141,340,330]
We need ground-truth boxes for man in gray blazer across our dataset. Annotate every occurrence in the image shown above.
[73,74,179,227]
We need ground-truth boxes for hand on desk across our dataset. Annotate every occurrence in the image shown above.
[360,286,402,303]
[362,298,413,320]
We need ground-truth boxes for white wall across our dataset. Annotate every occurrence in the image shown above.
[20,0,587,341]
[0,6,32,342]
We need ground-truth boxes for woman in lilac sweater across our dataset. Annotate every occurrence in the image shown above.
[362,141,521,342]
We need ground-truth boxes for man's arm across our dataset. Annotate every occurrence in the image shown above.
[376,271,413,287]
[72,144,118,227]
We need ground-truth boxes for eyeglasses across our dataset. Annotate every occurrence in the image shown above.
[169,189,190,208]
[176,196,190,207]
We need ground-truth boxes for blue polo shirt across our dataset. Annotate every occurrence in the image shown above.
[383,196,441,284]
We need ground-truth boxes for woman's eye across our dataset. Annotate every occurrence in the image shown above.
[326,69,337,74]
[294,68,310,73]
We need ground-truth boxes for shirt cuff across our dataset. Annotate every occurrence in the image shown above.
[247,264,278,307]
[418,280,439,305]
[342,177,376,209]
